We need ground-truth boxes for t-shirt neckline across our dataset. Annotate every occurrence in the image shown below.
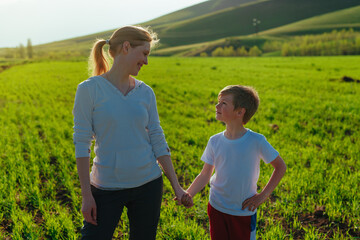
[221,129,250,143]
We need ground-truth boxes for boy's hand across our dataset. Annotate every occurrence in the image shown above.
[174,192,194,208]
[243,156,286,212]
[242,193,266,212]
[181,192,194,208]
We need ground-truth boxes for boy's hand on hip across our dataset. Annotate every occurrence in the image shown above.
[242,193,266,212]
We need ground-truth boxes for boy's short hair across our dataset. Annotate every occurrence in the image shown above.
[219,85,260,124]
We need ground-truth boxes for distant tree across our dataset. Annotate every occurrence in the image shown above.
[263,41,282,52]
[4,48,15,59]
[200,52,208,57]
[237,46,248,56]
[281,43,290,56]
[18,44,26,58]
[315,41,323,55]
[27,39,33,59]
[211,47,224,57]
[299,43,307,56]
[356,37,360,52]
[248,46,262,57]
[280,29,360,56]
[223,46,236,56]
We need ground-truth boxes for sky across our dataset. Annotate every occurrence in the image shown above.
[0,0,207,48]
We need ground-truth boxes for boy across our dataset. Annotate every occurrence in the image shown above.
[183,85,286,240]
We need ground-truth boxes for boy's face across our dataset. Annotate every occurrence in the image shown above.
[216,94,241,123]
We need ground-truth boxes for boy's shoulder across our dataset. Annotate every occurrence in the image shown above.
[247,129,266,141]
[209,131,224,141]
[209,129,266,142]
[205,132,223,148]
[206,130,268,150]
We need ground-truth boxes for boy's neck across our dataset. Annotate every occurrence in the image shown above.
[224,122,247,140]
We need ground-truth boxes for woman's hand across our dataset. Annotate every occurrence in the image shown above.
[174,187,185,204]
[181,192,194,208]
[81,194,97,225]
[76,157,97,225]
[174,188,193,208]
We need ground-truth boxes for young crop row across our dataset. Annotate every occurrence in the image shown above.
[0,57,359,239]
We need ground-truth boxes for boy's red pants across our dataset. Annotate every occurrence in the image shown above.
[207,203,257,240]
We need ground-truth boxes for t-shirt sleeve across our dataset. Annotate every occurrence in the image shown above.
[201,138,215,166]
[258,136,279,164]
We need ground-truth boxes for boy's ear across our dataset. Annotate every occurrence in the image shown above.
[237,108,246,117]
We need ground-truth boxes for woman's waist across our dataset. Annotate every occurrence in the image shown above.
[90,161,162,189]
[94,140,151,155]
[94,144,155,166]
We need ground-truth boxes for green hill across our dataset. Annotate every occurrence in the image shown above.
[152,0,360,48]
[260,5,360,36]
[152,34,282,56]
[143,0,260,27]
[1,0,360,59]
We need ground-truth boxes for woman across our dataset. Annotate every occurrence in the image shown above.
[73,25,188,239]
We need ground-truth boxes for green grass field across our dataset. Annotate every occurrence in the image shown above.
[0,56,359,239]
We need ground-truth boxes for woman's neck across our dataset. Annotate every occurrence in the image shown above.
[107,66,130,84]
[105,67,134,95]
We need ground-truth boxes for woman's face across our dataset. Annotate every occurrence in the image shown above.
[126,41,151,76]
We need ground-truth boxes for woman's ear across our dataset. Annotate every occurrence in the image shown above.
[122,41,131,54]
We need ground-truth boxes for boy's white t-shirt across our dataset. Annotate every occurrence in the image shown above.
[201,129,279,216]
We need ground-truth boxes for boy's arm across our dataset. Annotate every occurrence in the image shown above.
[242,155,286,211]
[187,163,215,198]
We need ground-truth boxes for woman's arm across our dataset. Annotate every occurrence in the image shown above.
[76,157,97,225]
[73,82,97,224]
[242,155,286,211]
[157,155,188,205]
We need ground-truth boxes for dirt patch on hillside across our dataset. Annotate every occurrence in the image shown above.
[0,60,31,74]
[0,65,11,73]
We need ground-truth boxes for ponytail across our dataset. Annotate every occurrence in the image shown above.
[89,39,110,76]
[88,26,158,77]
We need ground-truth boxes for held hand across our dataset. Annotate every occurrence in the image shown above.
[173,187,187,205]
[173,188,193,208]
[82,195,97,226]
[242,193,267,212]
[181,192,194,208]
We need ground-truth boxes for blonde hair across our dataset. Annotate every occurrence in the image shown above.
[219,85,260,124]
[89,26,158,76]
